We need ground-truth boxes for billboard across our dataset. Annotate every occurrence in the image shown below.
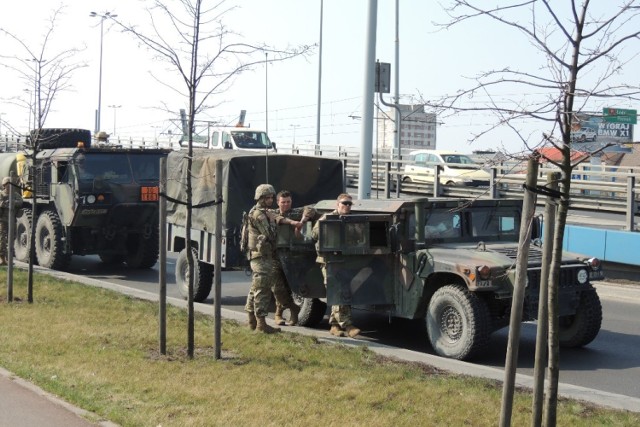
[572,113,634,146]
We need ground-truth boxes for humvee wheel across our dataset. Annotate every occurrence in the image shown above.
[14,208,34,263]
[125,228,159,269]
[426,284,490,360]
[35,210,71,270]
[559,287,602,348]
[292,292,327,327]
[175,247,214,302]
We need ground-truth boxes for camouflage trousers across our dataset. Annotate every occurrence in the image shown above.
[273,262,295,313]
[245,256,277,318]
[320,263,353,329]
[0,220,8,260]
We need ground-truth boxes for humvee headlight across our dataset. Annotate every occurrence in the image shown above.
[586,257,601,270]
[86,194,96,204]
[478,265,491,280]
[577,269,588,284]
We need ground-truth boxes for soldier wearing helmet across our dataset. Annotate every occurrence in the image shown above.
[244,184,302,333]
[0,176,23,265]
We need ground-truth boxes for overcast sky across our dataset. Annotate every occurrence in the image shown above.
[1,0,638,154]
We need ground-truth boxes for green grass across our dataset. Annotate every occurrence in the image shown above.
[1,269,638,427]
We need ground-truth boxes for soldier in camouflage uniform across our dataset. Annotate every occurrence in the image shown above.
[270,190,316,326]
[312,193,361,338]
[0,177,22,265]
[244,184,302,333]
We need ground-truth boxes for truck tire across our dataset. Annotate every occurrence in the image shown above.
[35,210,71,270]
[559,287,602,348]
[175,247,214,302]
[14,208,34,263]
[125,229,159,269]
[426,284,490,361]
[292,292,327,327]
[32,128,92,149]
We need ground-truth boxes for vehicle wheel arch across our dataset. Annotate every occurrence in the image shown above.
[417,272,469,317]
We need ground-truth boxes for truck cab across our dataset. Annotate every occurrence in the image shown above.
[179,126,277,153]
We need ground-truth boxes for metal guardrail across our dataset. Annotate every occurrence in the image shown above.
[1,134,637,229]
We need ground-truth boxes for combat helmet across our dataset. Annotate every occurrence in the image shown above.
[254,184,276,200]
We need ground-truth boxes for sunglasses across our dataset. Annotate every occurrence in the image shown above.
[339,201,353,206]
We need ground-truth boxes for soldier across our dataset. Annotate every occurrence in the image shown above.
[0,177,22,265]
[270,190,316,326]
[312,193,361,338]
[244,184,302,333]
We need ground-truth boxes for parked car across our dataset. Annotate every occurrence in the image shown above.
[403,149,491,186]
[570,127,597,142]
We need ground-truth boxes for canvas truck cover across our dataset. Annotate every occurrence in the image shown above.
[165,150,344,236]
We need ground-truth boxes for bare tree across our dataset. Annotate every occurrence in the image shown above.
[111,0,312,358]
[0,5,86,301]
[424,1,640,425]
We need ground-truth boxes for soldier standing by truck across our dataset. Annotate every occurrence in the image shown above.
[270,190,316,326]
[312,193,361,338]
[0,177,22,265]
[244,184,302,334]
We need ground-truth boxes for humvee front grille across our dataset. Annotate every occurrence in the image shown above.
[526,267,579,292]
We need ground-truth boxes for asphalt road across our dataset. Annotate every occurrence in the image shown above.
[62,254,640,401]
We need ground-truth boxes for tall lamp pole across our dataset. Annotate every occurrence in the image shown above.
[90,11,117,134]
[108,104,122,135]
[316,0,324,150]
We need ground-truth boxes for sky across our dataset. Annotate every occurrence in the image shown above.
[1,0,638,154]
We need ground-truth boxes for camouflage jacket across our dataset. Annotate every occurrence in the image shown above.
[0,186,23,221]
[247,203,279,260]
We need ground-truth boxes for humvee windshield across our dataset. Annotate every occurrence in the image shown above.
[75,152,165,185]
[424,206,520,242]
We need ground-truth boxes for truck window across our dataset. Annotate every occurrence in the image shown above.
[425,210,461,239]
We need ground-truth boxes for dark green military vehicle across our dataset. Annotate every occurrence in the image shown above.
[0,128,169,270]
[279,197,603,361]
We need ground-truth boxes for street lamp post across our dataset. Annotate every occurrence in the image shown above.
[108,104,122,135]
[290,124,300,144]
[90,11,117,134]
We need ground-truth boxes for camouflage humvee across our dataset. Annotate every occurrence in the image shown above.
[278,197,603,361]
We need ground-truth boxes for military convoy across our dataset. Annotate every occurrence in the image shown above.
[0,128,169,270]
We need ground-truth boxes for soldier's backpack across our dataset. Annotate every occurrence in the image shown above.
[239,210,250,254]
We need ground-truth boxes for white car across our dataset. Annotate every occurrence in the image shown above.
[403,150,491,187]
[570,127,597,142]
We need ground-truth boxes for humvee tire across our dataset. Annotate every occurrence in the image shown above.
[31,128,92,149]
[125,228,159,269]
[292,292,327,327]
[175,247,214,302]
[14,208,33,263]
[426,284,491,360]
[559,287,602,348]
[35,210,71,270]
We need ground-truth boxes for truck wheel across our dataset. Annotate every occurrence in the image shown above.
[35,210,71,270]
[14,208,34,263]
[426,284,490,360]
[292,292,327,327]
[125,229,159,269]
[175,247,213,302]
[31,128,92,149]
[559,287,602,348]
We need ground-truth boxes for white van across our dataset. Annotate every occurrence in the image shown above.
[179,126,277,153]
[403,149,490,186]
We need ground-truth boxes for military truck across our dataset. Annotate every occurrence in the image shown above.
[278,197,603,361]
[0,128,169,271]
[164,149,344,309]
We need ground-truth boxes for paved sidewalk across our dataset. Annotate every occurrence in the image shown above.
[0,367,117,427]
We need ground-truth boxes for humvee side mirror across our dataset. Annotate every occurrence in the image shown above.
[531,215,542,240]
[272,141,277,153]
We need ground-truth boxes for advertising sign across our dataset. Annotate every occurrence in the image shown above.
[572,113,634,146]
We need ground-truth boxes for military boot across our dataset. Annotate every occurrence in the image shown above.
[274,305,285,326]
[286,304,301,326]
[329,325,345,337]
[247,312,257,331]
[0,257,6,266]
[345,325,361,338]
[256,317,281,334]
